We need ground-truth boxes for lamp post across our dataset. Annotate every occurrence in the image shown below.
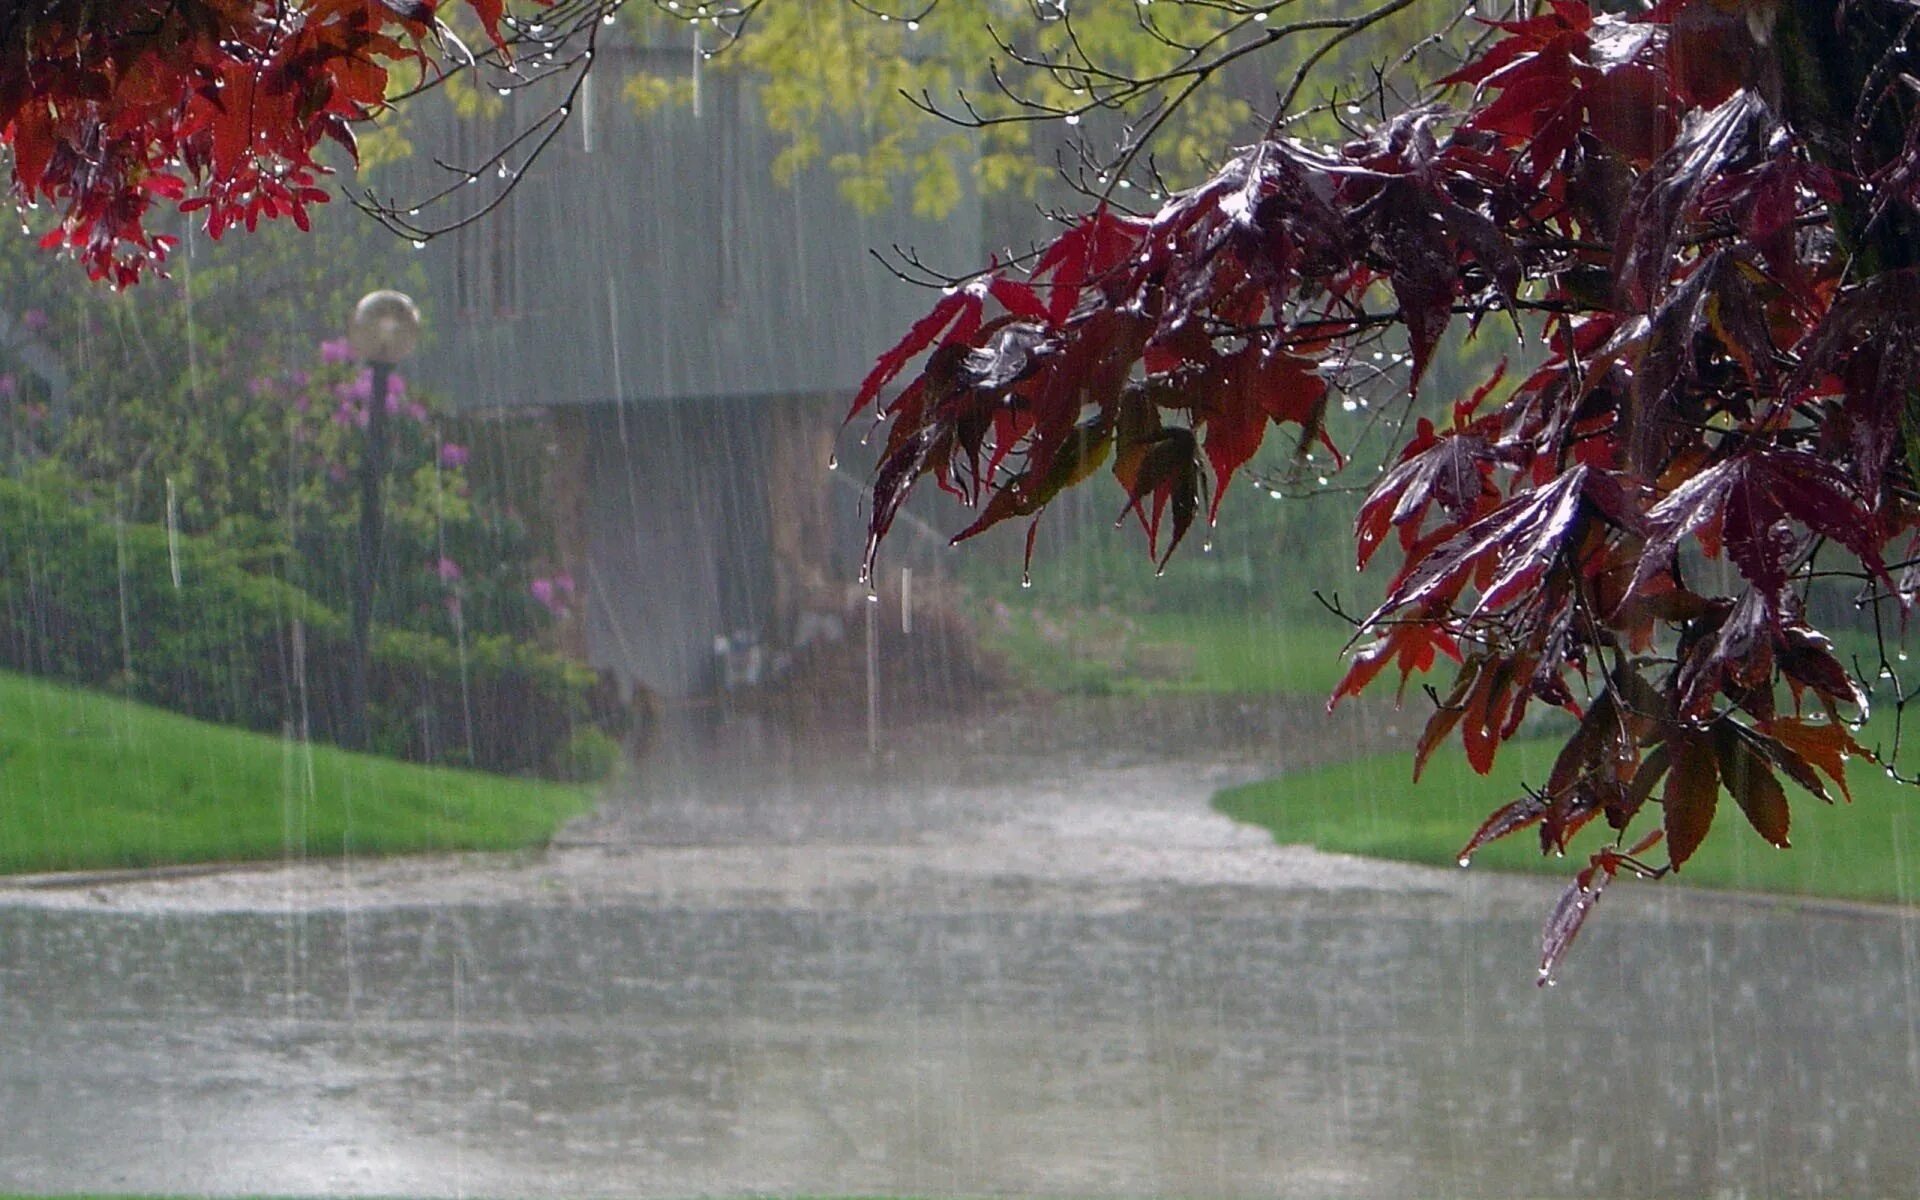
[344,290,421,750]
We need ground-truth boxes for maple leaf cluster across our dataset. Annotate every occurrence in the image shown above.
[856,0,1920,978]
[0,0,538,286]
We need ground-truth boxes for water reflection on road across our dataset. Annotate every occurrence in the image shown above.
[1,698,1916,1199]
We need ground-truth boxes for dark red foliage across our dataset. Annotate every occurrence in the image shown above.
[858,0,1920,977]
[1,0,540,285]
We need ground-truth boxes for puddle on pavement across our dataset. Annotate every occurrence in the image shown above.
[2,891,1918,1198]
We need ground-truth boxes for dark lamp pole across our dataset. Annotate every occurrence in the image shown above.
[344,290,421,751]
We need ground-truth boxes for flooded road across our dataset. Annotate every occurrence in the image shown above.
[2,696,1917,1199]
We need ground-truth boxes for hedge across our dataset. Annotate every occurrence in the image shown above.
[0,479,628,776]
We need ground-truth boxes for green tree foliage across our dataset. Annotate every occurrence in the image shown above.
[629,0,1452,221]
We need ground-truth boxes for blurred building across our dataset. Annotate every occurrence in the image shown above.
[402,45,983,701]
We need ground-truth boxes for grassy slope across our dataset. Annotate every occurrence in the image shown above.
[1216,730,1920,904]
[978,606,1355,698]
[0,671,596,875]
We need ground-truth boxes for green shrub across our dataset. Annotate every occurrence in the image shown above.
[0,478,627,776]
[549,727,624,783]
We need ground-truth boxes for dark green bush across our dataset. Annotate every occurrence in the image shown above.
[0,478,627,776]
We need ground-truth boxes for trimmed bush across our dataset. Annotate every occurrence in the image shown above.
[0,479,627,776]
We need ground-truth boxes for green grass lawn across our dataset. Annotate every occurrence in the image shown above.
[977,604,1355,698]
[1216,727,1920,904]
[0,670,598,875]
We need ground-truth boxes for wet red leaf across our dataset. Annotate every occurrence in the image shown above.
[3,0,551,281]
[1715,721,1791,848]
[1662,731,1719,869]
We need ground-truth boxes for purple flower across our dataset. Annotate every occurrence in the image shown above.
[406,401,429,423]
[319,337,354,365]
[21,309,49,334]
[435,556,463,583]
[0,374,14,399]
[248,375,277,398]
[438,442,469,469]
[286,368,310,390]
[531,574,575,617]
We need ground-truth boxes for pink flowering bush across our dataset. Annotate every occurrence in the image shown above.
[0,220,566,649]
[277,338,560,644]
[530,573,575,619]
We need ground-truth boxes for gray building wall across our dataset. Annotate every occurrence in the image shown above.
[405,53,983,413]
[394,51,983,699]
[579,399,772,697]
